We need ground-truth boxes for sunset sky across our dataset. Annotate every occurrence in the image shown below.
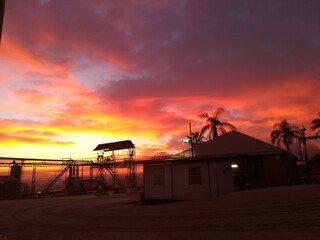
[0,0,320,160]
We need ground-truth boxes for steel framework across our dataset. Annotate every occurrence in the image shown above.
[297,129,320,179]
[0,154,144,197]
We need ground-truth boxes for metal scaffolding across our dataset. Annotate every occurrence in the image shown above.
[93,140,137,190]
[297,129,320,179]
[0,140,143,198]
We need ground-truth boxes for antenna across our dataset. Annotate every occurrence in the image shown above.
[189,122,194,157]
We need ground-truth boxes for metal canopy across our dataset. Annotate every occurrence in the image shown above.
[93,140,135,152]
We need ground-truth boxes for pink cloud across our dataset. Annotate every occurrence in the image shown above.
[1,0,320,158]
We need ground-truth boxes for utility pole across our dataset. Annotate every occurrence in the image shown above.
[189,122,194,157]
[300,127,311,179]
[0,0,5,46]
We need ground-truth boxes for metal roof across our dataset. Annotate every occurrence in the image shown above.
[178,130,286,158]
[93,140,135,151]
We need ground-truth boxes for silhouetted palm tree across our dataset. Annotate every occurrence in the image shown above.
[271,120,300,152]
[311,112,320,136]
[187,131,204,146]
[199,107,237,140]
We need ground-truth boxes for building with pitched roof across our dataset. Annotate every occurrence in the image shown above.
[183,131,299,189]
[143,131,299,201]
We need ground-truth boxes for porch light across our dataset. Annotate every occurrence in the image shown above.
[231,164,238,169]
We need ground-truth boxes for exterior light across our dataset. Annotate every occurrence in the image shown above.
[231,164,238,169]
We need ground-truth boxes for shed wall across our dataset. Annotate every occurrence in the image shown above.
[143,160,234,201]
[172,162,210,200]
[144,164,172,200]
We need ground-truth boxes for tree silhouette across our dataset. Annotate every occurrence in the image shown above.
[311,112,320,136]
[271,120,300,152]
[187,131,204,147]
[152,152,172,160]
[199,107,236,140]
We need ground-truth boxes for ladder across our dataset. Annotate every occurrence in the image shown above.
[104,166,126,191]
[39,165,70,196]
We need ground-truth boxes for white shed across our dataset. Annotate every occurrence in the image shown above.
[143,158,233,201]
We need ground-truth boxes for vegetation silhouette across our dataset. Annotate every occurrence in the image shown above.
[152,152,172,160]
[199,107,237,140]
[311,112,320,136]
[187,131,204,147]
[271,120,300,152]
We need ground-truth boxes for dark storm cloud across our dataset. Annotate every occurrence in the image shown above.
[5,1,320,92]
[97,0,320,101]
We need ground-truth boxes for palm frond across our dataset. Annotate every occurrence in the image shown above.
[221,122,237,130]
[311,118,320,131]
[218,127,227,135]
[198,113,209,119]
[199,107,236,139]
[213,107,225,119]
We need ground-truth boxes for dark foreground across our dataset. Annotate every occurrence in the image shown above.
[1,184,320,240]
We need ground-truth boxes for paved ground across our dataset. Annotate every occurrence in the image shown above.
[1,184,320,239]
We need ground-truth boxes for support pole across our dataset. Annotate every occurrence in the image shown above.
[300,128,311,179]
[68,163,74,193]
[303,136,311,180]
[90,164,93,191]
[189,122,194,157]
[31,165,36,195]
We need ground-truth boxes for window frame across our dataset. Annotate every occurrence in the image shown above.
[188,166,202,185]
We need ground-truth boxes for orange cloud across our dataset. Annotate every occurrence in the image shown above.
[1,36,42,70]
[0,132,75,146]
[15,88,52,106]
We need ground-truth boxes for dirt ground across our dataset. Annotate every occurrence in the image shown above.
[1,184,320,240]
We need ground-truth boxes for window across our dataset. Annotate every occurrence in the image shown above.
[189,167,202,185]
[153,168,164,185]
